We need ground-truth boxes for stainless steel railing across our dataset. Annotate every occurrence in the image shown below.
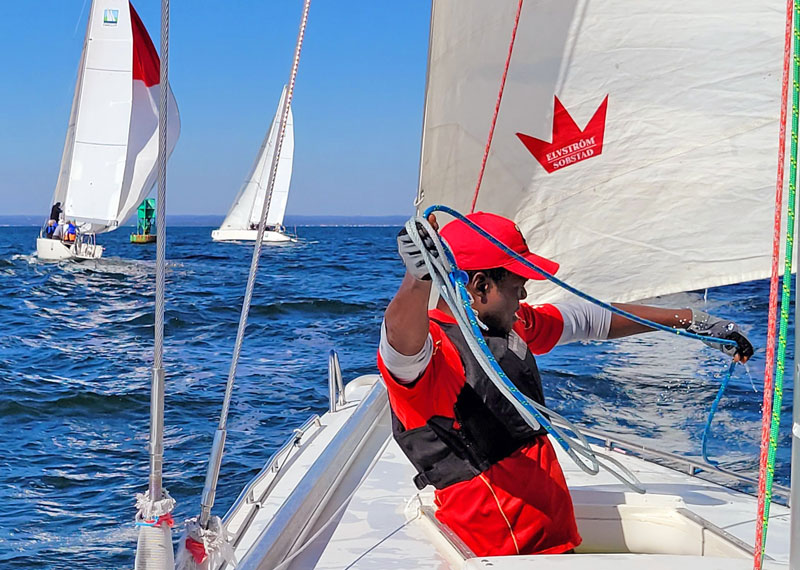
[552,418,791,502]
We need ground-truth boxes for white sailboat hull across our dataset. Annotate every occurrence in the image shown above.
[35,237,103,261]
[211,228,295,243]
[225,376,791,570]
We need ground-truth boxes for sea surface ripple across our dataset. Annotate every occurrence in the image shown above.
[0,226,792,568]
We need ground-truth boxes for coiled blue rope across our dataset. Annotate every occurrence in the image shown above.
[449,268,572,448]
[407,215,645,490]
[423,204,742,464]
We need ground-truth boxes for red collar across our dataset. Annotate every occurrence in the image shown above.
[429,308,457,324]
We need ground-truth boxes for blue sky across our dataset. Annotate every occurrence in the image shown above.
[0,1,430,216]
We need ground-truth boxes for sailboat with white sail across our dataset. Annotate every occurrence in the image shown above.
[36,0,179,262]
[211,86,296,243]
[135,0,798,568]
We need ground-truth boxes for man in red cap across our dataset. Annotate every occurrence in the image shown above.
[378,211,753,557]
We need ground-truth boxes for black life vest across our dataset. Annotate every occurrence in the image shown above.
[391,318,548,490]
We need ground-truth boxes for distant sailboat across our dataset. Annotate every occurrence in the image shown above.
[212,86,296,243]
[36,0,179,261]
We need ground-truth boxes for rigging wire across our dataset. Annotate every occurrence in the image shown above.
[196,0,312,530]
[134,1,175,568]
[147,0,171,506]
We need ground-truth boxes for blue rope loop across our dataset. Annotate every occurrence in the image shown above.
[422,204,742,461]
[423,204,738,349]
[701,360,737,465]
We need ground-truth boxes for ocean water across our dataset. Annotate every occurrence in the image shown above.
[0,225,793,568]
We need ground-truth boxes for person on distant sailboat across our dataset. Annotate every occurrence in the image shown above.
[63,221,77,244]
[49,202,62,223]
[378,211,753,557]
[44,220,57,239]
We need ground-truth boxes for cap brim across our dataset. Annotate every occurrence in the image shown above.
[501,251,559,280]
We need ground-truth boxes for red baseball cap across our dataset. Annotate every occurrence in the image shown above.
[439,212,559,280]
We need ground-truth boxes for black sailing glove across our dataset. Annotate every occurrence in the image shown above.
[397,222,439,281]
[686,309,754,362]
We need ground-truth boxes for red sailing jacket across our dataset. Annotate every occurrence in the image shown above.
[378,304,581,556]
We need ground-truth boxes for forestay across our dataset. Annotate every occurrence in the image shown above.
[417,0,786,304]
[218,86,295,231]
[53,0,179,234]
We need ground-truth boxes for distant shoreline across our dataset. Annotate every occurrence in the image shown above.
[0,214,409,227]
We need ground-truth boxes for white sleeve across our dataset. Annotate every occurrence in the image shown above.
[379,320,433,383]
[553,302,612,345]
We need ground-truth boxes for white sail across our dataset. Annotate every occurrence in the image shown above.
[417,0,785,304]
[219,87,295,231]
[51,0,179,235]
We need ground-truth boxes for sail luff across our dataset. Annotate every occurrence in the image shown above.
[414,0,437,212]
[61,0,133,234]
[247,98,283,226]
[245,117,280,227]
[52,1,94,216]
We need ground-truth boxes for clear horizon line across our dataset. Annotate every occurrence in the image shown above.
[2,213,411,218]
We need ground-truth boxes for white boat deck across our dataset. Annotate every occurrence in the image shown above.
[229,377,792,570]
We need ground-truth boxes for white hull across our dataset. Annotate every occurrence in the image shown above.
[221,376,791,570]
[35,237,103,261]
[211,228,295,243]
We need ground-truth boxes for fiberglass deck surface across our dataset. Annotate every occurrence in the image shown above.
[311,427,790,569]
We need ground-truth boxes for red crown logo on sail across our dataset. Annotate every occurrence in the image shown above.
[517,95,608,174]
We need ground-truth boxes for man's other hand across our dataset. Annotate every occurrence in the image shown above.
[687,309,754,363]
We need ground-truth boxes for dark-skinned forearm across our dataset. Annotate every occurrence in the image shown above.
[607,303,693,339]
[384,273,433,355]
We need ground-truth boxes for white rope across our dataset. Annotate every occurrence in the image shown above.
[135,488,176,522]
[175,516,238,570]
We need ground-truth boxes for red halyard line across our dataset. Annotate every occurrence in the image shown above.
[470,0,524,213]
[753,1,793,568]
